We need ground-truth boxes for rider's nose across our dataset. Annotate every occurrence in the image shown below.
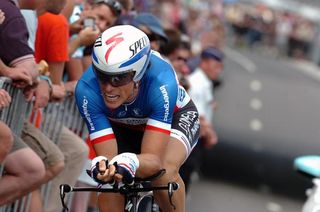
[101,82,115,92]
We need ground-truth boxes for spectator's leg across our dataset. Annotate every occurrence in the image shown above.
[21,121,65,211]
[70,158,98,212]
[87,192,99,212]
[70,181,91,212]
[46,126,88,212]
[0,121,13,163]
[0,137,45,205]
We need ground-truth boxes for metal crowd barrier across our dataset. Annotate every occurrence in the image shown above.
[0,77,28,136]
[62,92,88,140]
[0,79,89,212]
[0,77,31,212]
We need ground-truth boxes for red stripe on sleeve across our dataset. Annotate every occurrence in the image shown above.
[91,134,115,145]
[145,125,170,135]
[174,106,179,113]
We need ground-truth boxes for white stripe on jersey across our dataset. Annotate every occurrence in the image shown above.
[176,86,190,109]
[170,129,191,155]
[90,128,113,140]
[147,119,171,131]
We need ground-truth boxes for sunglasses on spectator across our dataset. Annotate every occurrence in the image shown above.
[93,65,135,87]
[93,0,122,16]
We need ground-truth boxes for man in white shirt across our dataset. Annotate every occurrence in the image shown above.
[180,46,224,192]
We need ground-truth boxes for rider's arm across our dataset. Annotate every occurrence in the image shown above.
[75,76,118,160]
[136,129,169,177]
[93,139,118,163]
[135,71,178,178]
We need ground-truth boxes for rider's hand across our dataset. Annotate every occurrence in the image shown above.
[109,153,140,185]
[87,156,113,184]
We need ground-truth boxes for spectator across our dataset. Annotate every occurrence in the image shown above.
[82,0,122,69]
[113,0,136,25]
[133,12,168,52]
[160,28,191,89]
[0,0,48,205]
[275,12,292,57]
[60,2,100,212]
[35,1,89,211]
[180,47,224,192]
[0,12,14,162]
[63,0,100,82]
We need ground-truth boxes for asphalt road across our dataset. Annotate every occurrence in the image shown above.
[185,45,320,211]
[186,176,304,212]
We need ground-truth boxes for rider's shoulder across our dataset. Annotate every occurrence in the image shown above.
[148,51,174,75]
[76,66,99,93]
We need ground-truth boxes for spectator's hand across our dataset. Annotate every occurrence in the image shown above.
[0,89,11,108]
[201,126,218,149]
[51,83,66,101]
[33,80,50,110]
[64,81,77,95]
[199,118,218,148]
[69,19,84,35]
[22,84,37,102]
[0,9,5,25]
[78,27,100,46]
[2,66,33,88]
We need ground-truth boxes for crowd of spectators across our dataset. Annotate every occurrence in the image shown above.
[0,0,226,211]
[224,3,317,61]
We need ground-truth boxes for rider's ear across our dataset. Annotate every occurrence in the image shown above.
[134,82,138,89]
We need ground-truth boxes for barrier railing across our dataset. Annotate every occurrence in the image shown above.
[0,77,28,136]
[0,77,30,212]
[0,79,89,212]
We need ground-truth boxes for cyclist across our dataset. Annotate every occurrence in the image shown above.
[75,25,200,212]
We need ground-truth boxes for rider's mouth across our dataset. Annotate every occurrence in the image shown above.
[105,94,120,101]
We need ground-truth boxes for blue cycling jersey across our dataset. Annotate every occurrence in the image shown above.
[75,52,190,145]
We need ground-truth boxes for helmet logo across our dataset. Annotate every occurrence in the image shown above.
[129,37,148,58]
[105,32,124,63]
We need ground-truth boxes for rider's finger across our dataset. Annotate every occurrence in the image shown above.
[114,173,123,182]
[98,161,107,174]
[108,164,116,176]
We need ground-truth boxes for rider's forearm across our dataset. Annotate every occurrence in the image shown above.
[93,139,118,161]
[136,153,162,178]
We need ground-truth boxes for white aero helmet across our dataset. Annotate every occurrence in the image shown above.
[92,25,151,83]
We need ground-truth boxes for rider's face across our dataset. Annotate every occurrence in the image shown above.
[100,81,135,109]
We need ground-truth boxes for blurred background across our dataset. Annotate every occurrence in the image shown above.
[135,0,320,211]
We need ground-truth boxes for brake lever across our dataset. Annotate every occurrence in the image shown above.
[60,184,72,211]
[168,182,179,210]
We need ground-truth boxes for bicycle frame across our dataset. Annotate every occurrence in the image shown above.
[59,169,179,212]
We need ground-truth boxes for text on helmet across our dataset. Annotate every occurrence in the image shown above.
[129,36,148,58]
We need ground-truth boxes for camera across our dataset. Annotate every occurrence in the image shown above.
[83,17,95,30]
